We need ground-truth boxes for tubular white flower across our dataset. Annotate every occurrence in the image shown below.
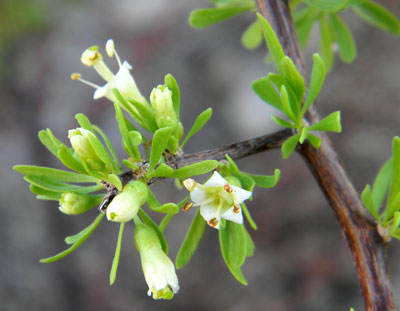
[135,224,179,299]
[183,172,252,229]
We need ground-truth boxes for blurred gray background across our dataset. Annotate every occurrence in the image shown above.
[2,0,400,310]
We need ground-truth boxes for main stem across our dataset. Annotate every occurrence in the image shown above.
[255,0,394,309]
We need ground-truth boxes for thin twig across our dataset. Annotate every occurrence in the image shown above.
[255,0,394,309]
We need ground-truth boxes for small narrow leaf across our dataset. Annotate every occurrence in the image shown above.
[110,223,125,285]
[281,56,305,103]
[169,160,219,179]
[242,203,257,230]
[164,74,181,119]
[302,54,326,115]
[149,126,174,172]
[236,173,255,192]
[107,174,122,191]
[308,111,342,133]
[30,185,62,199]
[271,115,296,128]
[361,185,380,220]
[245,169,281,189]
[245,229,255,257]
[122,159,139,171]
[24,176,103,194]
[257,13,285,74]
[225,154,240,175]
[372,158,393,209]
[303,0,347,11]
[252,77,282,111]
[241,19,263,50]
[319,16,334,71]
[146,163,174,178]
[329,13,356,62]
[181,108,213,148]
[38,130,59,157]
[353,1,400,35]
[58,145,87,174]
[13,165,97,183]
[92,125,120,169]
[299,127,308,144]
[388,137,400,208]
[189,5,253,29]
[282,134,300,159]
[280,85,296,122]
[175,209,207,269]
[85,131,117,173]
[146,187,179,214]
[306,133,322,148]
[75,113,94,132]
[295,7,318,47]
[41,214,104,263]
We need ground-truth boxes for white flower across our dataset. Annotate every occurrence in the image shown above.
[183,171,252,229]
[150,85,177,129]
[73,40,146,105]
[135,224,179,299]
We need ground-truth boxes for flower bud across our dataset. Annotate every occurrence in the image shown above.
[106,181,148,223]
[68,128,105,171]
[134,223,179,299]
[59,192,99,215]
[150,86,178,129]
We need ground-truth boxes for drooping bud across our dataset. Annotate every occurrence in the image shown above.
[106,181,148,223]
[134,223,179,299]
[59,192,99,215]
[150,85,178,129]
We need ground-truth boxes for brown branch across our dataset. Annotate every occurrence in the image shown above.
[255,0,394,310]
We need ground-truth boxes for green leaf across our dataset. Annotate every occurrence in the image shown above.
[302,54,326,115]
[282,133,300,159]
[149,126,174,172]
[169,160,219,179]
[241,19,262,50]
[299,127,308,144]
[353,1,400,35]
[361,185,380,220]
[306,133,322,148]
[308,111,342,132]
[146,163,174,178]
[257,13,285,74]
[30,185,62,200]
[38,130,59,158]
[372,158,393,209]
[303,0,347,11]
[252,77,282,111]
[280,85,296,122]
[236,173,256,192]
[180,108,213,148]
[245,169,280,189]
[329,13,356,62]
[122,159,139,171]
[24,176,103,194]
[92,125,120,169]
[138,209,168,254]
[271,115,296,128]
[225,154,240,175]
[388,137,400,208]
[219,221,248,285]
[114,102,139,160]
[107,174,122,191]
[319,16,334,71]
[164,74,181,119]
[40,213,105,263]
[245,228,255,257]
[146,187,179,214]
[85,130,118,173]
[110,223,125,285]
[384,192,400,223]
[242,203,257,230]
[58,145,87,174]
[189,5,253,29]
[75,113,95,132]
[13,165,97,183]
[175,209,207,269]
[295,7,318,47]
[281,56,305,104]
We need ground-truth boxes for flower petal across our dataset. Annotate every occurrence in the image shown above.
[221,205,243,225]
[190,187,208,204]
[231,185,252,203]
[204,171,227,187]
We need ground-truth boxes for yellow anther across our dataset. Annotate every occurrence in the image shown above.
[224,184,233,193]
[71,73,81,80]
[208,218,218,227]
[233,204,240,214]
[182,202,194,211]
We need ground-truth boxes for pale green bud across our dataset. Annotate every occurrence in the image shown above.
[150,86,178,129]
[68,128,105,171]
[134,223,179,299]
[106,181,148,223]
[59,192,99,215]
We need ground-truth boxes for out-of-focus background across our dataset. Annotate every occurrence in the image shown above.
[2,0,400,310]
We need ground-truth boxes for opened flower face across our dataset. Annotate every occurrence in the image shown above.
[183,171,252,229]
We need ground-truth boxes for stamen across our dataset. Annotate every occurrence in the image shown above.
[71,74,101,89]
[105,39,122,67]
[224,184,233,193]
[183,179,197,192]
[208,218,218,227]
[183,202,193,211]
[233,204,240,214]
